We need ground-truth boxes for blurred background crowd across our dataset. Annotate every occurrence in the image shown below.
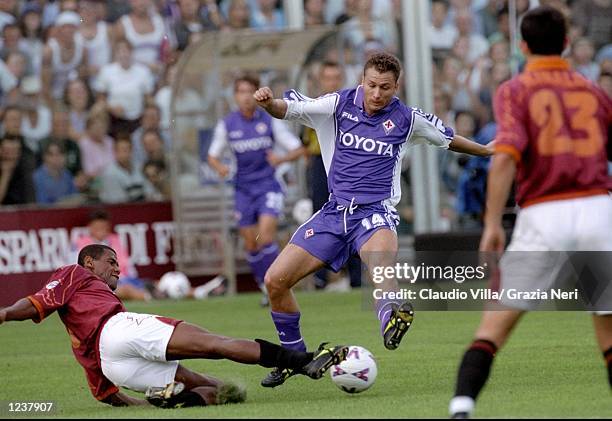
[0,0,610,231]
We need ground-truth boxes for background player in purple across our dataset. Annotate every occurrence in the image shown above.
[208,73,304,307]
[253,52,494,387]
[0,244,348,408]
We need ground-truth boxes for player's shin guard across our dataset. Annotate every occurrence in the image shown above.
[255,338,313,368]
[450,339,498,416]
[271,311,307,352]
[604,347,612,388]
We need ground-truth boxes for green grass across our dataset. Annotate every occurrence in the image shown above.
[1,290,610,418]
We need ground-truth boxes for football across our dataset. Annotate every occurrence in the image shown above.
[330,346,377,394]
[157,271,191,299]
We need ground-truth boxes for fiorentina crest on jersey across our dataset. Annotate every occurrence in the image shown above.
[382,119,395,135]
[305,228,314,239]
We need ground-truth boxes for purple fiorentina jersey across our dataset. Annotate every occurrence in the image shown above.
[283,87,454,206]
[209,108,301,191]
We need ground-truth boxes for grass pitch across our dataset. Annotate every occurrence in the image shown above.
[1,290,610,418]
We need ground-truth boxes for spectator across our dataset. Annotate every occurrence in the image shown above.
[224,0,251,31]
[41,11,88,102]
[0,0,16,32]
[172,0,220,51]
[0,133,35,205]
[114,0,166,76]
[75,209,151,301]
[19,76,52,155]
[33,139,78,205]
[143,158,170,201]
[430,0,458,50]
[94,39,155,137]
[0,57,18,102]
[79,112,114,180]
[64,78,93,141]
[439,54,471,111]
[250,0,285,32]
[453,8,489,64]
[304,0,326,27]
[154,62,177,133]
[571,37,600,82]
[39,106,85,182]
[4,51,27,81]
[0,23,25,61]
[131,104,168,169]
[477,0,501,40]
[571,0,612,51]
[598,71,612,98]
[1,104,37,182]
[99,134,151,203]
[140,129,168,169]
[341,0,399,55]
[333,0,356,25]
[79,0,113,88]
[18,3,44,77]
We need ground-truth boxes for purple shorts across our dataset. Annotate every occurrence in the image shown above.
[290,197,399,272]
[235,183,284,227]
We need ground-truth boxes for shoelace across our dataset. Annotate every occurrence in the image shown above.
[336,197,358,234]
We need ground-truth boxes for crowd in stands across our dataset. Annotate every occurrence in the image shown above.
[0,0,610,231]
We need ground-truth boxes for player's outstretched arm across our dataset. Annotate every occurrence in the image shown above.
[254,87,288,119]
[0,298,38,324]
[448,135,494,157]
[101,391,150,407]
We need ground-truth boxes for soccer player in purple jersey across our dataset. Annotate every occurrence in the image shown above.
[0,244,348,408]
[208,73,304,307]
[254,52,494,387]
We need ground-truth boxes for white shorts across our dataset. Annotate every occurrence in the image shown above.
[99,312,181,392]
[499,194,612,312]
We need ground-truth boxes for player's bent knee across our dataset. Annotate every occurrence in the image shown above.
[263,269,289,299]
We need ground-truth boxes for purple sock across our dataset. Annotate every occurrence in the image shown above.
[246,250,266,288]
[376,298,400,336]
[259,242,280,276]
[271,311,306,352]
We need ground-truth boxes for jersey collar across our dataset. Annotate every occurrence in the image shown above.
[525,56,570,72]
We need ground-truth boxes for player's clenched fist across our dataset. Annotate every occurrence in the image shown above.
[253,87,274,107]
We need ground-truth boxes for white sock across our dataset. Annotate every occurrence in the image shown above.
[449,396,475,417]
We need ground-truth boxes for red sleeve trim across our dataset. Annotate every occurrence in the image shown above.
[26,296,45,323]
[495,144,521,163]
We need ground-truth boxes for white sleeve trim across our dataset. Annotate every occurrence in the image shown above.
[271,119,302,151]
[408,111,452,149]
[283,93,339,129]
[207,120,229,158]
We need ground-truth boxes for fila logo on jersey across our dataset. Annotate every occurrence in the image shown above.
[339,131,394,156]
[305,228,314,239]
[383,119,395,135]
[341,111,359,122]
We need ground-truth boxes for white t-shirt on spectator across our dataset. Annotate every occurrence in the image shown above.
[430,25,458,50]
[95,62,154,120]
[0,59,17,95]
[99,161,152,203]
[154,85,171,130]
[21,105,52,153]
[464,34,490,64]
